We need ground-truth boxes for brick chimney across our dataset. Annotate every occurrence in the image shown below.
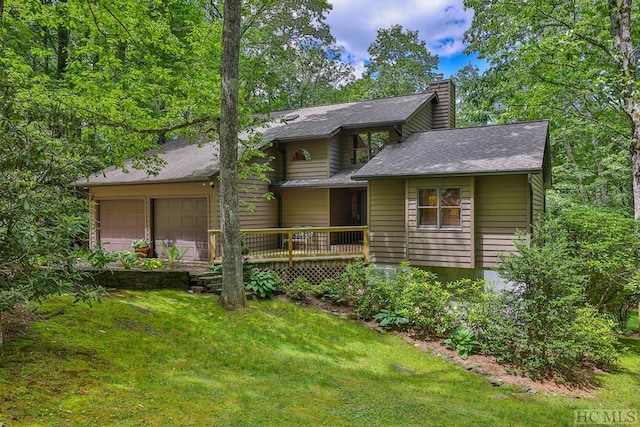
[428,77,456,129]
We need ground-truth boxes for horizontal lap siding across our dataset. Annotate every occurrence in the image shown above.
[369,180,406,263]
[281,188,329,227]
[475,175,528,268]
[286,139,328,179]
[329,136,342,175]
[531,173,545,224]
[403,102,433,138]
[407,178,473,268]
[239,176,278,229]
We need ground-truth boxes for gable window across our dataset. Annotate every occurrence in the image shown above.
[351,131,389,165]
[292,148,311,161]
[418,188,462,229]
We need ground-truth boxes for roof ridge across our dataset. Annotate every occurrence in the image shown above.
[407,120,549,135]
[269,92,435,116]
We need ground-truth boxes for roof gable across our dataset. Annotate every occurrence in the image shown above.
[353,121,550,180]
[261,93,435,142]
[75,93,436,186]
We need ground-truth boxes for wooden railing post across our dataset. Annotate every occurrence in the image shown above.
[209,232,216,263]
[363,228,369,263]
[287,230,293,267]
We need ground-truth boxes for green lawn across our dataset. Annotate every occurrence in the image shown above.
[1,290,639,426]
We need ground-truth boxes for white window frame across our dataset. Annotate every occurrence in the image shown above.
[417,187,462,230]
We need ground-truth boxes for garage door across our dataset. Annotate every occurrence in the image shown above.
[98,199,146,253]
[153,198,209,262]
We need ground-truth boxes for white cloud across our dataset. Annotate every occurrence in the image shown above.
[326,0,473,76]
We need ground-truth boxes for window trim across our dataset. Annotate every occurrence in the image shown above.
[417,187,462,230]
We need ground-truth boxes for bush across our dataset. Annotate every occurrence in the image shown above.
[281,276,317,301]
[556,207,640,328]
[244,270,281,299]
[395,274,457,338]
[444,328,480,360]
[463,219,621,381]
[318,261,400,320]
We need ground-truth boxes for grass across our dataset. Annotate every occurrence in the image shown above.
[1,291,639,426]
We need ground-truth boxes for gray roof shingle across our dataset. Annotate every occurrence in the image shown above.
[352,121,549,180]
[272,168,366,189]
[261,92,435,141]
[74,93,435,186]
[72,136,219,186]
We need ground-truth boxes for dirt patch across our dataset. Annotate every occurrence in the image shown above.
[1,305,34,343]
[283,295,603,398]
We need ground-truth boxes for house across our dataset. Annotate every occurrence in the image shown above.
[73,78,551,279]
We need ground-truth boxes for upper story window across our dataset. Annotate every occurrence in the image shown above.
[292,148,311,161]
[351,131,389,165]
[418,187,462,229]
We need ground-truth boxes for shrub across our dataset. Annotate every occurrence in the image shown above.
[444,328,480,360]
[244,270,280,299]
[572,306,620,367]
[281,276,317,301]
[373,308,408,328]
[556,207,640,329]
[318,261,398,319]
[395,276,456,338]
[465,219,621,381]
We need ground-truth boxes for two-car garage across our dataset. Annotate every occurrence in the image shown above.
[97,194,210,262]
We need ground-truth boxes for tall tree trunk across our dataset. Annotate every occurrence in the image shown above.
[608,0,640,218]
[219,0,245,309]
[0,0,5,22]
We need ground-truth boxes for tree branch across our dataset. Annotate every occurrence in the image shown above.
[100,3,140,47]
[86,114,219,135]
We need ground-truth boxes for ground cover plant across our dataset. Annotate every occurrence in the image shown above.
[1,290,639,426]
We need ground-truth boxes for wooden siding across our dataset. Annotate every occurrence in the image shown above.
[403,101,433,137]
[286,139,329,179]
[475,175,529,268]
[428,80,456,129]
[329,135,342,175]
[281,188,330,227]
[264,146,283,182]
[531,173,545,224]
[238,176,278,229]
[407,177,473,268]
[368,180,407,263]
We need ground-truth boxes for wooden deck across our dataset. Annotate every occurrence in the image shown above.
[209,226,368,266]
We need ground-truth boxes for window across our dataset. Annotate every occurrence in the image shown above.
[351,131,389,165]
[418,188,461,229]
[292,148,311,161]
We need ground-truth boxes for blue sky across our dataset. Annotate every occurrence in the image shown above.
[325,0,486,78]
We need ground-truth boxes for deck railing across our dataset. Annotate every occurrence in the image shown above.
[208,226,368,266]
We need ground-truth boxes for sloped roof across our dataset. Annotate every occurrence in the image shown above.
[353,121,550,180]
[261,92,435,142]
[74,93,436,186]
[271,168,366,189]
[72,136,218,186]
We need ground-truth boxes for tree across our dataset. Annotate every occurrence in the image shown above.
[463,0,640,218]
[0,0,223,348]
[363,25,438,98]
[452,63,490,127]
[218,0,245,309]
